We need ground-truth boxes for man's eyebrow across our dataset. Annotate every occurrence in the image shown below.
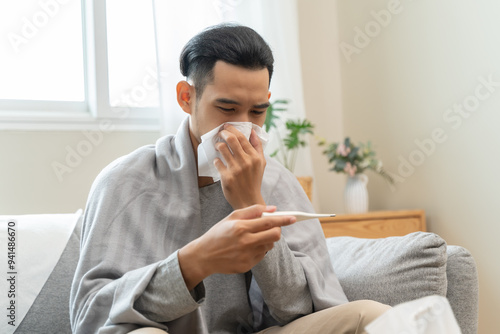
[215,98,241,105]
[215,98,270,109]
[254,102,270,109]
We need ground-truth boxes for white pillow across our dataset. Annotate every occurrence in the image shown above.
[0,210,82,334]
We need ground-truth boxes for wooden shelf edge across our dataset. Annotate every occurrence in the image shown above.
[320,209,425,223]
[319,209,427,238]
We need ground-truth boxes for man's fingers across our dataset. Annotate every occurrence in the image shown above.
[218,126,261,157]
[218,128,246,152]
[249,129,263,154]
[213,157,227,173]
[215,141,235,166]
[246,215,297,233]
[231,204,276,219]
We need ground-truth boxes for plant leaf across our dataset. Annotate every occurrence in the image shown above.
[264,99,289,132]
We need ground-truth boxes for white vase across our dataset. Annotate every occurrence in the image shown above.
[344,174,369,214]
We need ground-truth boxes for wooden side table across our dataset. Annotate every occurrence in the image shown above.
[319,210,426,239]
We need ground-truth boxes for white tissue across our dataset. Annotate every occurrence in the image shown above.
[197,122,269,181]
[365,295,462,334]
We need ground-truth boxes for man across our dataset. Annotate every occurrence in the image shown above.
[70,24,389,334]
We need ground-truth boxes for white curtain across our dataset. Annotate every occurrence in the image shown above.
[152,0,313,176]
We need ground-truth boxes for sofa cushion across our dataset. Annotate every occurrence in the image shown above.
[326,232,448,306]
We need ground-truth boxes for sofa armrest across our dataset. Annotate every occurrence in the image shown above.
[325,232,479,334]
[446,245,479,334]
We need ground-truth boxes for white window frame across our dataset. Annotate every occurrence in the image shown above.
[0,0,160,131]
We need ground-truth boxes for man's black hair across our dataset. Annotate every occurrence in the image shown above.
[180,23,274,100]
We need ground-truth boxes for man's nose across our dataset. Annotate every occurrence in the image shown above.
[233,113,251,123]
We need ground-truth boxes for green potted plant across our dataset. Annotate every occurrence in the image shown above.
[318,137,393,213]
[265,99,315,199]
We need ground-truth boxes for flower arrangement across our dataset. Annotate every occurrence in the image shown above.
[319,137,393,183]
[264,99,314,173]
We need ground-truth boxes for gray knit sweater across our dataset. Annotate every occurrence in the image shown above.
[70,117,348,334]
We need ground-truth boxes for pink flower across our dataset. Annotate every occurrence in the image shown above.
[344,162,358,177]
[337,144,351,157]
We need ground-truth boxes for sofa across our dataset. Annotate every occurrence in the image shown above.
[3,211,478,334]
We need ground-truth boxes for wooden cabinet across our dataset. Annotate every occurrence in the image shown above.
[319,210,426,239]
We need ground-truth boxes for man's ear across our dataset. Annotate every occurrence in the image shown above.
[176,81,195,115]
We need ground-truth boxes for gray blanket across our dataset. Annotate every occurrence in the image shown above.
[70,117,347,334]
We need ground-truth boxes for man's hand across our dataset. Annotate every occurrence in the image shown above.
[213,124,266,209]
[177,205,296,290]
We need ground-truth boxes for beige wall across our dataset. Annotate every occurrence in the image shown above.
[0,130,159,214]
[298,0,500,333]
[297,0,346,213]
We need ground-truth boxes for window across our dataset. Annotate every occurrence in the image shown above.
[0,0,85,102]
[106,0,159,109]
[0,0,160,131]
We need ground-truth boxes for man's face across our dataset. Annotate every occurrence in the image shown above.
[188,61,271,145]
